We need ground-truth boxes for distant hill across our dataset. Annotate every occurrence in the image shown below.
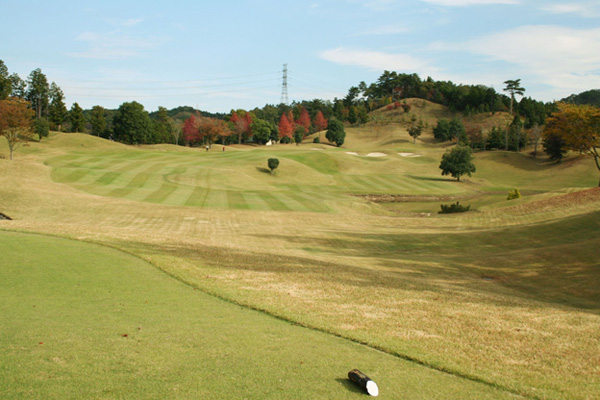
[561,89,600,107]
[149,106,227,122]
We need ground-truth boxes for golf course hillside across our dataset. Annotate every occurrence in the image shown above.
[1,114,599,399]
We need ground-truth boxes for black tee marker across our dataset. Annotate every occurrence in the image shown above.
[348,369,379,396]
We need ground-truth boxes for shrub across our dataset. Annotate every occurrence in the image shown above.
[507,189,521,200]
[267,158,279,174]
[439,202,471,214]
[313,136,320,143]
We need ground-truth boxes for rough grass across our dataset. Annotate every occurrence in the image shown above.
[1,122,599,400]
[0,231,517,400]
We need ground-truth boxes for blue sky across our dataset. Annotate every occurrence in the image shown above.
[1,0,599,113]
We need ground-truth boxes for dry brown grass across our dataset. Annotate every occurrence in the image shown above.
[2,130,600,399]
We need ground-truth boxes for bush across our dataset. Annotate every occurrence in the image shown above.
[507,189,521,200]
[439,202,471,214]
[313,136,320,143]
[267,158,279,174]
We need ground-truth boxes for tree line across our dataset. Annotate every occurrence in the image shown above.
[1,59,598,184]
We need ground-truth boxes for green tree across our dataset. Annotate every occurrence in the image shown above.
[112,101,153,144]
[503,79,525,115]
[69,102,85,133]
[90,105,107,137]
[48,82,68,131]
[325,118,346,147]
[10,73,26,99]
[33,117,49,141]
[357,105,369,125]
[251,118,273,144]
[152,106,172,143]
[542,132,567,162]
[267,158,279,174]
[439,146,476,181]
[408,121,423,144]
[294,125,306,145]
[0,60,11,99]
[348,105,357,125]
[26,68,50,119]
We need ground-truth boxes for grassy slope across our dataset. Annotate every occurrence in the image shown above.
[1,109,599,399]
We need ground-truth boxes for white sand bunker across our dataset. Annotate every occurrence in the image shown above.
[366,152,387,157]
[311,148,324,150]
[399,152,422,157]
[346,152,359,156]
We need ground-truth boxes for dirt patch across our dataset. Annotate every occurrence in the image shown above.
[0,212,13,220]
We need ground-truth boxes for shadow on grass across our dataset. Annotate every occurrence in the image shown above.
[335,378,363,394]
[406,174,457,182]
[256,167,272,174]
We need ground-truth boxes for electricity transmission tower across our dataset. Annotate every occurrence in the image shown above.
[280,64,288,105]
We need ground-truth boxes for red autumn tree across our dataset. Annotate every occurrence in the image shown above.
[183,113,201,145]
[278,113,293,140]
[296,106,311,133]
[313,110,328,132]
[198,116,231,145]
[230,110,252,144]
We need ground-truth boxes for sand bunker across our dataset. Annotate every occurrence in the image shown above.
[399,152,422,157]
[366,152,387,157]
[346,152,359,156]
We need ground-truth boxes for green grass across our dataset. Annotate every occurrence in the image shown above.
[0,231,516,400]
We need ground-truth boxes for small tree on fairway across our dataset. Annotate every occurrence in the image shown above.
[326,118,345,147]
[268,158,279,174]
[439,146,476,181]
[408,120,423,144]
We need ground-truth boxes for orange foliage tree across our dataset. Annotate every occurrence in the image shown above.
[0,98,34,159]
[313,110,328,132]
[296,106,311,133]
[544,102,600,186]
[278,113,293,141]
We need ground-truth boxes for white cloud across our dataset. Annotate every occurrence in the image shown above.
[421,0,518,6]
[542,2,600,18]
[68,30,165,60]
[320,47,435,73]
[462,25,600,96]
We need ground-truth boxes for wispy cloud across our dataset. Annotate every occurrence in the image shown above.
[320,47,437,75]
[460,25,600,95]
[420,0,519,6]
[542,2,600,18]
[68,30,166,60]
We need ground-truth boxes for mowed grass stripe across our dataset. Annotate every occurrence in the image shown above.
[283,191,330,212]
[256,191,292,211]
[225,190,248,209]
[144,181,179,204]
[184,186,209,207]
[202,189,229,209]
[240,191,272,211]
